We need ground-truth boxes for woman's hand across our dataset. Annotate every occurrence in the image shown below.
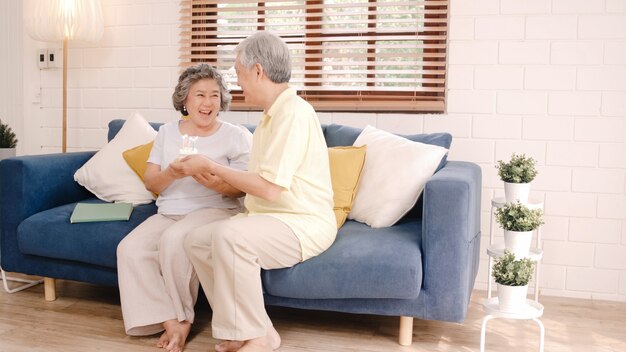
[144,162,185,194]
[167,159,189,179]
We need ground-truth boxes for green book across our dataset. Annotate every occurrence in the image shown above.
[70,202,133,223]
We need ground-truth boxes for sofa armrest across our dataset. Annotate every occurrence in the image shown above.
[0,152,95,269]
[421,160,482,321]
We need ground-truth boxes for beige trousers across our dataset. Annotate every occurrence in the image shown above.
[184,215,302,341]
[117,207,241,336]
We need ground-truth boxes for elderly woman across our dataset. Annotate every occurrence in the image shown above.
[116,64,250,352]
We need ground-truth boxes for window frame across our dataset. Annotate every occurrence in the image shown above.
[179,0,449,113]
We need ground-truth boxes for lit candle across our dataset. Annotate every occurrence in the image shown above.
[179,134,198,156]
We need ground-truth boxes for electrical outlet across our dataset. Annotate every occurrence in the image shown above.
[38,49,48,69]
[32,88,42,104]
[48,47,63,68]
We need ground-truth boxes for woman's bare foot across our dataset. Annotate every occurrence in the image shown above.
[162,319,192,352]
[157,331,170,348]
[237,336,272,352]
[215,326,281,352]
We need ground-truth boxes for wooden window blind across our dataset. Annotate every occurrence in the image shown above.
[179,0,448,113]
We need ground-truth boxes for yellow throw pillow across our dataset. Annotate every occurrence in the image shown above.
[122,141,154,183]
[328,145,367,229]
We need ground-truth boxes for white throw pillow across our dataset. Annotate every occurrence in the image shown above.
[348,125,448,228]
[74,112,157,205]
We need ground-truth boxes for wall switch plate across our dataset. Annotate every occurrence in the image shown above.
[48,48,62,68]
[38,49,48,69]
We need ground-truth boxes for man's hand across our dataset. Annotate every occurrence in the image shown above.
[174,154,214,176]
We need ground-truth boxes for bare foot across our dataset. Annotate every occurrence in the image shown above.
[157,331,169,348]
[215,327,280,352]
[163,319,192,352]
[215,340,243,352]
[237,336,273,352]
[266,325,281,350]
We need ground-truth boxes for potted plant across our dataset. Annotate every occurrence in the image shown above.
[492,250,535,311]
[496,153,538,203]
[495,201,544,258]
[0,119,18,160]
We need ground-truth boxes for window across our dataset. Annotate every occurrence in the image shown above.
[180,0,448,113]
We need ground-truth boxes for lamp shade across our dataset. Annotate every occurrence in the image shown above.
[24,0,104,43]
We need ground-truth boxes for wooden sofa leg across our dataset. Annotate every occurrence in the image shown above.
[399,316,413,346]
[44,278,56,301]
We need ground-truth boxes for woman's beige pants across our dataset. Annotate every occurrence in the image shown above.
[117,207,241,336]
[184,215,302,341]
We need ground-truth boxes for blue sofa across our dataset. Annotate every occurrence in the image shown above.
[0,120,481,345]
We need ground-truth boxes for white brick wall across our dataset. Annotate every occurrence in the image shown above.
[18,0,626,302]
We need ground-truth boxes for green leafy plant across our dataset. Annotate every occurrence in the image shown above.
[496,153,537,183]
[492,250,535,286]
[0,120,17,148]
[495,202,544,232]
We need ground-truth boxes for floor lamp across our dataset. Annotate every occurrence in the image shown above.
[0,0,104,295]
[23,0,104,153]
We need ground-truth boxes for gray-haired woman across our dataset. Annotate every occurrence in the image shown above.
[117,63,251,352]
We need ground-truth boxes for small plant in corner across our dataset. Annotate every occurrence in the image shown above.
[495,202,544,232]
[496,153,537,184]
[0,119,18,148]
[492,250,535,286]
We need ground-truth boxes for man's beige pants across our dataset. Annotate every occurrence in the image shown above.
[184,215,301,341]
[117,207,241,336]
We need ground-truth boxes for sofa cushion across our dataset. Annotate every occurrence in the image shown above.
[323,123,452,172]
[74,112,157,205]
[123,141,154,183]
[17,199,157,269]
[261,219,423,300]
[349,125,448,228]
[328,146,367,229]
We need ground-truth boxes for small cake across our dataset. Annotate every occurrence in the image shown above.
[179,134,198,156]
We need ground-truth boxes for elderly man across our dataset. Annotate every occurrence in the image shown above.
[181,31,336,352]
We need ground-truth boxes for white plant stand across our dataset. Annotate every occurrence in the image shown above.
[1,267,43,293]
[482,197,545,351]
[480,298,545,352]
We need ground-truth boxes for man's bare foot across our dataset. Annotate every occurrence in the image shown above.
[162,319,192,352]
[215,326,281,352]
[157,331,169,348]
[215,340,243,352]
[266,325,281,350]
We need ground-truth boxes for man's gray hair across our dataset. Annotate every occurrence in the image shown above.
[235,31,291,84]
[172,64,231,114]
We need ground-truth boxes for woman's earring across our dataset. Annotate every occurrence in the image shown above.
[181,105,189,119]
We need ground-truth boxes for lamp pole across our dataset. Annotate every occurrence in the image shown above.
[62,37,68,153]
[24,0,104,154]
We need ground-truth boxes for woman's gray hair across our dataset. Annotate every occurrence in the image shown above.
[172,64,231,114]
[234,31,291,84]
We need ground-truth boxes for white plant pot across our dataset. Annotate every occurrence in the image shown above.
[504,230,533,258]
[0,147,16,161]
[497,284,529,312]
[504,182,530,204]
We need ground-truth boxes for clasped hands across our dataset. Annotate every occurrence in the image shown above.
[168,155,221,189]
